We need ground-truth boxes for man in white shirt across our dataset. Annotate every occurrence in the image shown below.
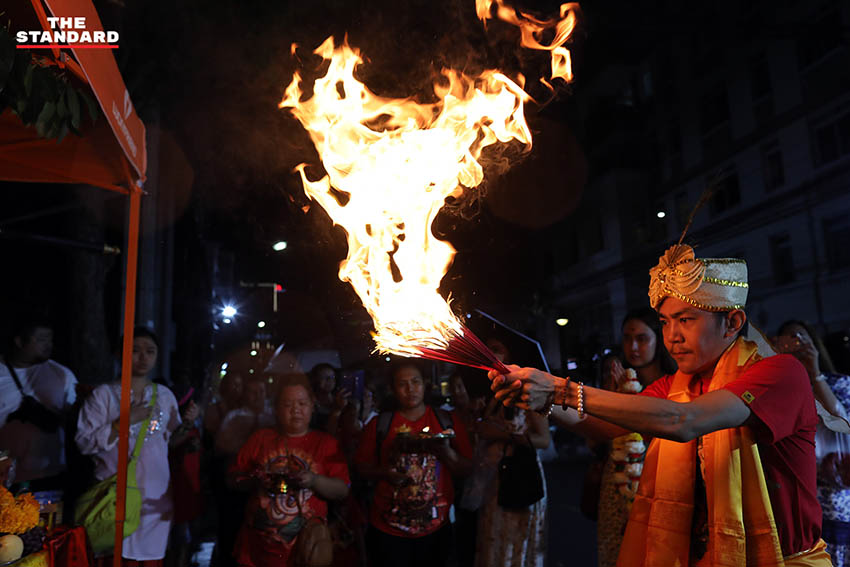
[0,319,77,485]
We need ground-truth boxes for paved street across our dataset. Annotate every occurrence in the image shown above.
[544,458,599,567]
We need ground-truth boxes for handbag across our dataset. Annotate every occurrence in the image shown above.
[74,384,157,554]
[291,517,334,567]
[6,362,63,432]
[497,434,544,509]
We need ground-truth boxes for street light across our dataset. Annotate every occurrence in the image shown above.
[273,241,288,251]
[223,318,232,324]
[556,318,569,327]
[656,211,666,219]
[222,305,237,318]
[257,321,266,328]
[250,350,258,356]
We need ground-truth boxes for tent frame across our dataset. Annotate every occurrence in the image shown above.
[113,186,141,563]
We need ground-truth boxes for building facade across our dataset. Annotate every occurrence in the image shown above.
[535,0,850,370]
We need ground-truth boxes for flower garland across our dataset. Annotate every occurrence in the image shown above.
[610,369,647,509]
[0,486,40,534]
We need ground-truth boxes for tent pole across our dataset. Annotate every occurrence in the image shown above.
[114,185,141,567]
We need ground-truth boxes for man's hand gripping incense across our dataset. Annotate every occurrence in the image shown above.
[488,366,564,411]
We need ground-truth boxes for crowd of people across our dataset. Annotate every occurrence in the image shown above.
[1,242,850,567]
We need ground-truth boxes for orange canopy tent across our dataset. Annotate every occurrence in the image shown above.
[1,0,146,562]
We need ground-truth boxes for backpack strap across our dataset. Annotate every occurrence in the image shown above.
[375,410,394,463]
[5,359,26,395]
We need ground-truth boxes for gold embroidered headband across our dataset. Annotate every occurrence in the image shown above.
[648,244,748,312]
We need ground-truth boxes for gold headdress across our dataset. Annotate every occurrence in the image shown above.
[648,244,748,312]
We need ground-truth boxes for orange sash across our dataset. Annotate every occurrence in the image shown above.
[616,337,785,566]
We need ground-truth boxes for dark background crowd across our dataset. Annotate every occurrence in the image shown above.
[2,309,850,566]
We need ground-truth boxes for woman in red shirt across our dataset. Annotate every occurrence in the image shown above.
[230,374,349,567]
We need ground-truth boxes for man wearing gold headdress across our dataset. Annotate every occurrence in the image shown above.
[489,244,831,566]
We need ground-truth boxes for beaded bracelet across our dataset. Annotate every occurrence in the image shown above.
[576,382,585,419]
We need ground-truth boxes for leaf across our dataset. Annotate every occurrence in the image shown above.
[80,90,98,122]
[35,67,59,102]
[23,63,34,97]
[36,100,55,124]
[67,86,80,129]
[0,32,14,92]
[57,121,69,143]
[46,120,60,140]
[56,88,67,117]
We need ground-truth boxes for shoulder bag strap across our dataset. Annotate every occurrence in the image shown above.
[126,384,157,488]
[5,359,26,395]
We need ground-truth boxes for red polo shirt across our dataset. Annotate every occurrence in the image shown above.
[641,354,821,556]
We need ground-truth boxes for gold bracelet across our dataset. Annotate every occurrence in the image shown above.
[576,382,585,419]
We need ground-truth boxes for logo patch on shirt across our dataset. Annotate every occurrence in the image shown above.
[741,391,755,404]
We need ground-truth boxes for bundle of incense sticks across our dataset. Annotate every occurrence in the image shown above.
[418,325,511,374]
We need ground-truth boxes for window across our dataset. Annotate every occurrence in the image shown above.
[709,171,741,216]
[701,85,731,160]
[749,52,774,127]
[769,233,795,285]
[761,143,785,191]
[642,71,654,98]
[667,118,683,178]
[700,85,730,136]
[814,111,850,165]
[749,52,772,101]
[824,215,850,271]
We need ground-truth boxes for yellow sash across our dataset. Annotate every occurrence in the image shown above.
[616,337,785,566]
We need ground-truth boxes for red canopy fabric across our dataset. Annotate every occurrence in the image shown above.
[1,0,146,191]
[0,108,135,192]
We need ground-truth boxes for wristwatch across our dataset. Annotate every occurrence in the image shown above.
[553,378,570,409]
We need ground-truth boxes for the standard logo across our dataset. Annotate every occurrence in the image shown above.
[16,17,119,49]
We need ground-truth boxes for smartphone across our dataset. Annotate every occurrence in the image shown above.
[340,369,366,400]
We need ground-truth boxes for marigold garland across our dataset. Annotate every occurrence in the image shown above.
[0,485,40,534]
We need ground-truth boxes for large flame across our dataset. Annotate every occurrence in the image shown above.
[280,36,535,356]
[476,1,579,85]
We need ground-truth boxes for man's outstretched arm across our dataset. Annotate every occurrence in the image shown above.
[490,367,752,443]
